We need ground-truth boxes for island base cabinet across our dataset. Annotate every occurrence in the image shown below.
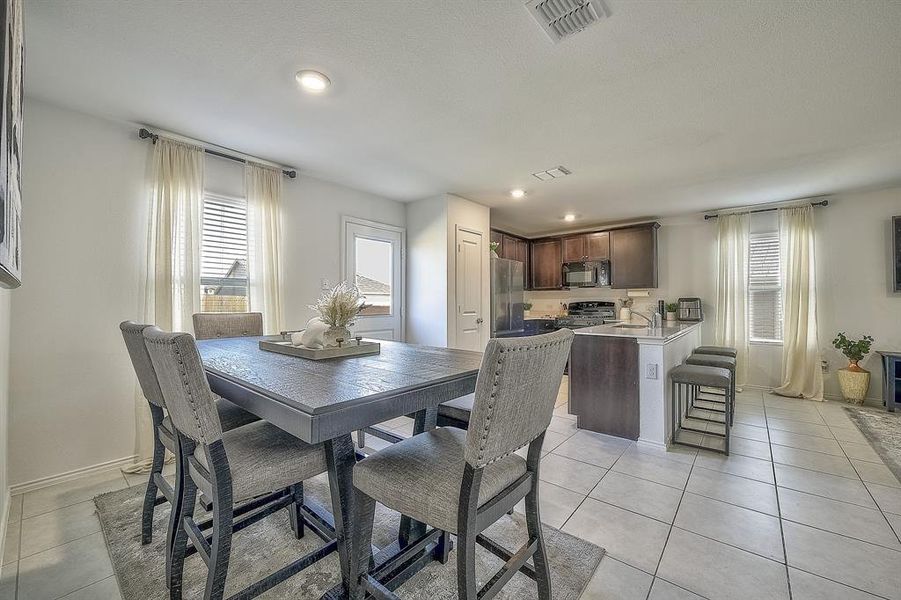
[568,335,640,439]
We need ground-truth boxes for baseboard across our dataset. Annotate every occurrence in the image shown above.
[0,489,9,573]
[9,454,138,496]
[744,384,882,406]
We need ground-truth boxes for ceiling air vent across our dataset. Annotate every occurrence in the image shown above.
[525,0,608,43]
[532,166,572,181]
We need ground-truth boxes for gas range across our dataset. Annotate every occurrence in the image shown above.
[555,301,617,329]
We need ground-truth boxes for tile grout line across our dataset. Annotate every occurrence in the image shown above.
[828,420,901,548]
[645,436,698,599]
[760,392,794,600]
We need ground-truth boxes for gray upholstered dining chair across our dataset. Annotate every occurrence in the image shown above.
[349,329,574,600]
[192,311,264,340]
[143,327,337,600]
[119,321,259,547]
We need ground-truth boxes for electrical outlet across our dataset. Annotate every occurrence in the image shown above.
[646,363,658,379]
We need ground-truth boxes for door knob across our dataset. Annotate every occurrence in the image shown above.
[476,318,483,324]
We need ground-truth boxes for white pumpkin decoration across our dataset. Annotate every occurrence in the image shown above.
[295,317,329,349]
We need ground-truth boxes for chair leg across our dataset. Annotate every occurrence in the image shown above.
[168,467,197,600]
[288,483,305,539]
[456,463,482,600]
[456,523,478,600]
[142,417,167,545]
[349,488,376,600]
[525,435,552,600]
[356,429,366,449]
[204,449,235,600]
[524,486,552,600]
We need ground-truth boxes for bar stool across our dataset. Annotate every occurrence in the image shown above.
[685,353,736,426]
[694,345,738,358]
[671,363,732,455]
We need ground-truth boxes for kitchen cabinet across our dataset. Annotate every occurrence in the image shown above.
[586,231,610,260]
[562,236,586,262]
[561,232,610,262]
[610,223,658,289]
[491,229,530,289]
[530,239,563,289]
[490,230,504,255]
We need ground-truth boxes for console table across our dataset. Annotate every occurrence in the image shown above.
[878,351,901,411]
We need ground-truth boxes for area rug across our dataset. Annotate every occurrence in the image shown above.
[95,473,604,599]
[845,406,901,482]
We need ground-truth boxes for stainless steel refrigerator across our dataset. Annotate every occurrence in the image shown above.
[490,257,525,338]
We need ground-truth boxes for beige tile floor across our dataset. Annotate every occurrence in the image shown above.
[2,379,900,599]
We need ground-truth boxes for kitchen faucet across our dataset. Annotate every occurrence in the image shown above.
[632,310,663,328]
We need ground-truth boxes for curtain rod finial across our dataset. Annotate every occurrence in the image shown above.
[284,170,297,179]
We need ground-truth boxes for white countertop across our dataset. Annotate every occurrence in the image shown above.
[571,320,703,343]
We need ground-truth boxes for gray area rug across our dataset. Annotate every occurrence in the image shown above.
[95,473,604,599]
[845,406,901,482]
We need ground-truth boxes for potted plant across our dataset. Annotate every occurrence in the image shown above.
[489,241,500,258]
[832,332,875,404]
[665,302,679,322]
[309,282,368,348]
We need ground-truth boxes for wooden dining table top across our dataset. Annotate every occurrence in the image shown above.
[197,336,483,444]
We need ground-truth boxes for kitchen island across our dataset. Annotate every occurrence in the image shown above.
[568,321,702,449]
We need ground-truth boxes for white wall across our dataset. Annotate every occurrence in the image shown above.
[406,193,491,349]
[406,196,448,347]
[522,188,901,400]
[0,291,11,549]
[11,98,405,486]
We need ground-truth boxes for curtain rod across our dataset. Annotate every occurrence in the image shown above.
[138,127,297,179]
[703,199,828,220]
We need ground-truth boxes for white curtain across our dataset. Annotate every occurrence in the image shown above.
[129,138,204,469]
[714,213,750,388]
[246,162,284,334]
[773,205,823,400]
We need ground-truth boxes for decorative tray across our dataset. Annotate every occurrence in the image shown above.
[259,339,380,360]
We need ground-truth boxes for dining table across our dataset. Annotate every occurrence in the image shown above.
[196,335,484,599]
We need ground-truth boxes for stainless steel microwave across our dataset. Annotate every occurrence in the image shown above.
[562,260,610,288]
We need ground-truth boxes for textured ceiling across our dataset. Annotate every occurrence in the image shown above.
[25,0,901,234]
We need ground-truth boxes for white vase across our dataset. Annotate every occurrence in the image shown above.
[666,311,677,321]
[323,326,352,348]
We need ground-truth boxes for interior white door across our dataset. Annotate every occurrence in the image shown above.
[455,227,484,351]
[342,217,405,341]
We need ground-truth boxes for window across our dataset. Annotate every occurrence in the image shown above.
[200,194,248,312]
[354,237,393,316]
[748,232,782,342]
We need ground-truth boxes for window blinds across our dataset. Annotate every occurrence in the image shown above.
[200,194,248,308]
[748,232,782,341]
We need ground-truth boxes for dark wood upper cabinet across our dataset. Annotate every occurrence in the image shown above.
[491,230,530,289]
[530,239,563,290]
[490,230,504,255]
[610,224,659,289]
[561,236,587,262]
[586,231,610,261]
[561,232,610,262]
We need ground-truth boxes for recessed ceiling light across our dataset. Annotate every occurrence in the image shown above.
[563,214,576,222]
[510,189,525,199]
[295,70,330,93]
